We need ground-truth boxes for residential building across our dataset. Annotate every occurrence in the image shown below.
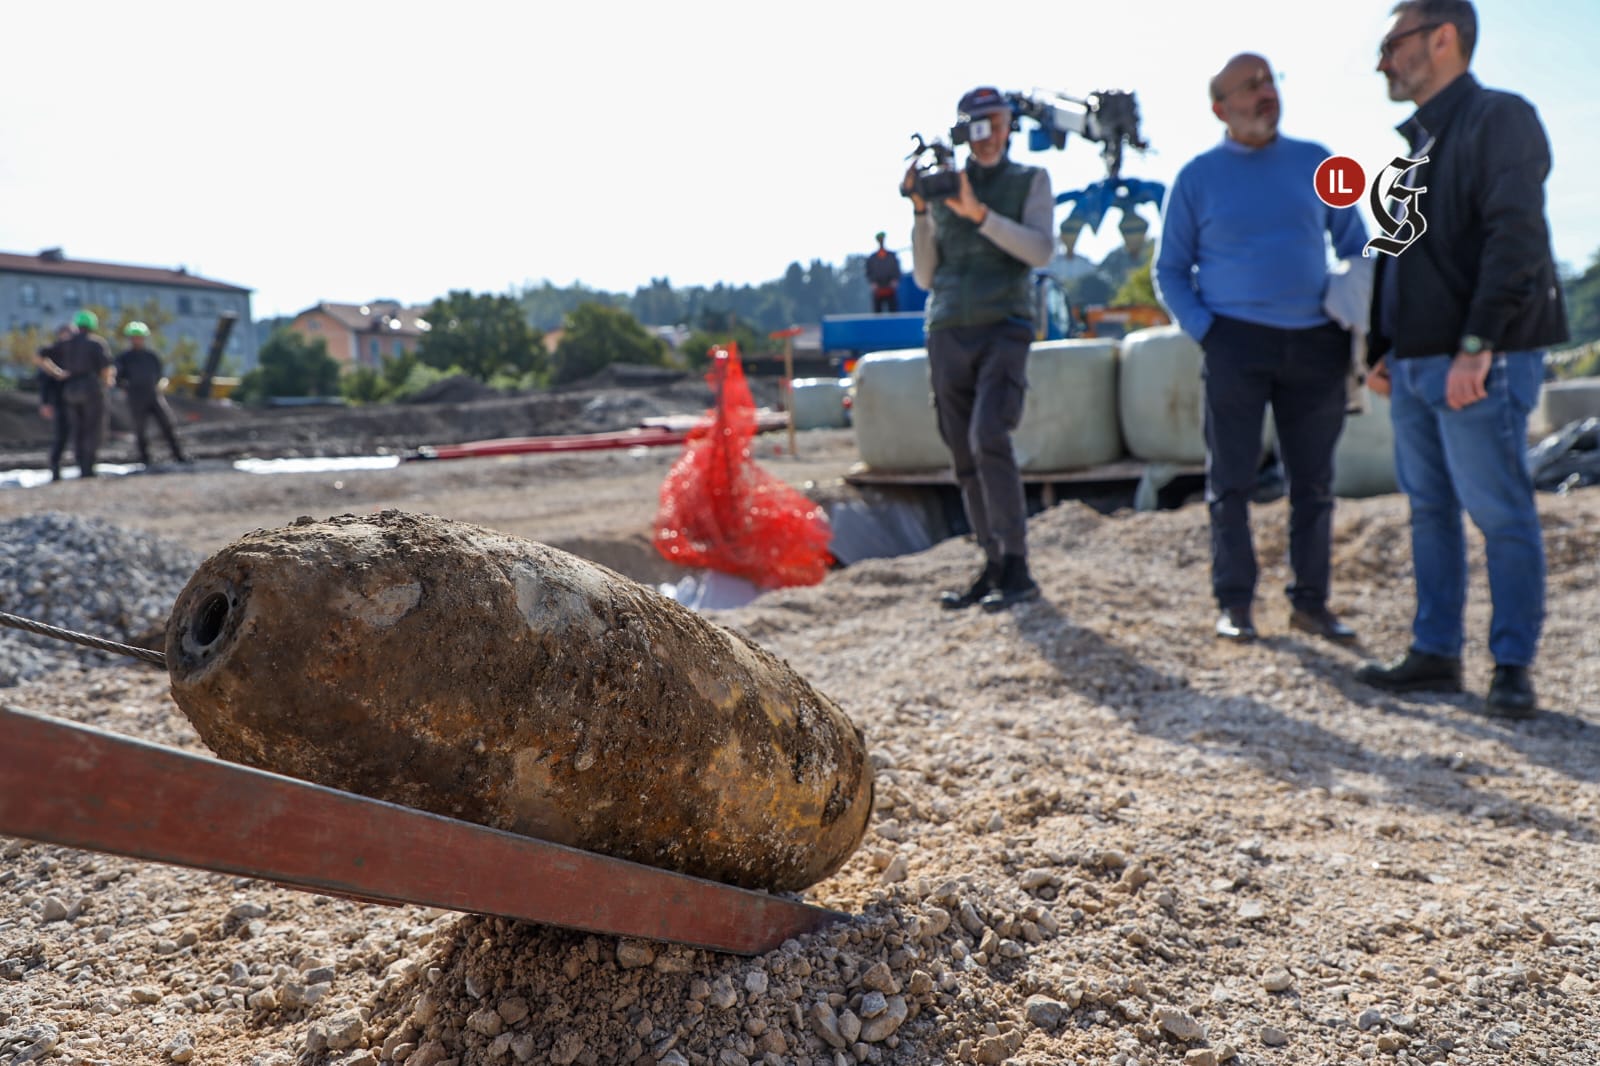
[0,247,256,368]
[288,300,430,369]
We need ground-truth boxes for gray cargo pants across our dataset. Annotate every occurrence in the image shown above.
[928,321,1032,561]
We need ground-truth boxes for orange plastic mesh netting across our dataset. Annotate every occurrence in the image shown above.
[653,343,833,589]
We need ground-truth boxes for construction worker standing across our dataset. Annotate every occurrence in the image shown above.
[865,232,903,313]
[37,310,114,479]
[115,321,189,467]
[34,324,74,481]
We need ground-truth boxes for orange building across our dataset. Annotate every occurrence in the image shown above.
[289,300,430,370]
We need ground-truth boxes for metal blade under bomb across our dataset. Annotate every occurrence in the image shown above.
[0,706,847,956]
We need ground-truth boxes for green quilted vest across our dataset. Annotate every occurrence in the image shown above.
[926,158,1039,331]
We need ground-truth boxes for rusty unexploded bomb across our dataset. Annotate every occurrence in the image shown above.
[164,510,872,893]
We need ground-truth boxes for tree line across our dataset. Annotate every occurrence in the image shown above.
[226,249,1600,403]
[11,245,1596,402]
[233,256,887,404]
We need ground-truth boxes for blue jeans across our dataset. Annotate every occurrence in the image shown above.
[1388,351,1545,665]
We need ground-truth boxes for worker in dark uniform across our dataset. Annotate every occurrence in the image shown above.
[36,310,113,479]
[114,321,189,467]
[865,231,903,313]
[35,324,74,481]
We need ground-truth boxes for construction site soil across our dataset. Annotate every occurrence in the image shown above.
[1,375,1598,1066]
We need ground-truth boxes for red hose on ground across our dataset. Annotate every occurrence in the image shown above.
[653,344,833,589]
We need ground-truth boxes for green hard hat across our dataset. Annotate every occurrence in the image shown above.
[124,321,150,337]
[73,310,98,330]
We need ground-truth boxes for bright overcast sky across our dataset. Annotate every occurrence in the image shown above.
[3,0,1595,320]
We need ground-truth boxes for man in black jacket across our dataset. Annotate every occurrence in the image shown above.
[37,310,114,479]
[35,324,73,481]
[114,321,189,466]
[1356,0,1568,718]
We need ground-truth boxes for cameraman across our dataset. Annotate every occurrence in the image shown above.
[902,86,1055,612]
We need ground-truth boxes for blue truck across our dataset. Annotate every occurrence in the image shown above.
[821,271,1076,368]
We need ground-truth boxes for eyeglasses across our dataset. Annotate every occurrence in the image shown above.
[1379,21,1442,59]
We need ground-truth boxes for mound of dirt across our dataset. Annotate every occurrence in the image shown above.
[0,371,789,471]
[401,376,502,405]
[1,448,1597,1066]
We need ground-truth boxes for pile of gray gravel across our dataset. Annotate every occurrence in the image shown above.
[0,513,201,686]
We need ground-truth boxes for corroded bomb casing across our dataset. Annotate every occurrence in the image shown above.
[164,510,873,893]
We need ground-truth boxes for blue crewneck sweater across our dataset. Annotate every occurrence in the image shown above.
[1154,133,1368,341]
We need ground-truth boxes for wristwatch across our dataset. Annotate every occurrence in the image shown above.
[1460,334,1489,355]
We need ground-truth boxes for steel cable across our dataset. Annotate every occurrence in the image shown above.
[0,609,166,667]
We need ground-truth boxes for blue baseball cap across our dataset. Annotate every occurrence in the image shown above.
[957,86,1010,121]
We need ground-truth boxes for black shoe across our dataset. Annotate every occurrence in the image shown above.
[979,554,1040,612]
[1290,605,1357,643]
[1354,649,1462,693]
[1215,606,1257,642]
[1483,664,1537,719]
[940,560,1000,610]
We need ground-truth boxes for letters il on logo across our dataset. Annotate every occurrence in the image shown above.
[1364,153,1430,259]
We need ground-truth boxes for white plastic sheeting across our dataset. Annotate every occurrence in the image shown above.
[1117,325,1207,464]
[1332,392,1398,497]
[788,378,851,430]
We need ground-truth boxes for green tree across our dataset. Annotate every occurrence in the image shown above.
[1112,257,1158,308]
[340,366,386,404]
[1560,250,1600,348]
[630,277,685,326]
[550,303,669,385]
[679,309,765,370]
[233,328,340,405]
[519,280,618,331]
[417,290,546,383]
[1,323,51,383]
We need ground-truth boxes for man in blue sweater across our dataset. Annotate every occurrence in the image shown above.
[1155,53,1369,644]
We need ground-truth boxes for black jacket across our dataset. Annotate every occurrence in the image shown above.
[1368,73,1568,363]
[116,347,167,396]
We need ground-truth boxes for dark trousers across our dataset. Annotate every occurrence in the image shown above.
[128,391,186,464]
[928,321,1032,561]
[47,405,71,477]
[873,289,899,313]
[1201,315,1349,612]
[62,389,107,477]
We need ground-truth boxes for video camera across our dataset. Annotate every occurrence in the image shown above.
[901,133,962,201]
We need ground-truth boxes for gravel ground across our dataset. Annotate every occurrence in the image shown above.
[1,433,1598,1066]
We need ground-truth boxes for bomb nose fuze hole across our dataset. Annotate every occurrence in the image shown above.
[192,593,230,648]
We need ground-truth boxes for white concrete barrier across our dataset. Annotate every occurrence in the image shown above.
[788,378,850,430]
[1014,339,1124,470]
[1536,378,1600,438]
[1332,392,1397,497]
[850,348,948,472]
[852,339,1125,473]
[1118,325,1206,464]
